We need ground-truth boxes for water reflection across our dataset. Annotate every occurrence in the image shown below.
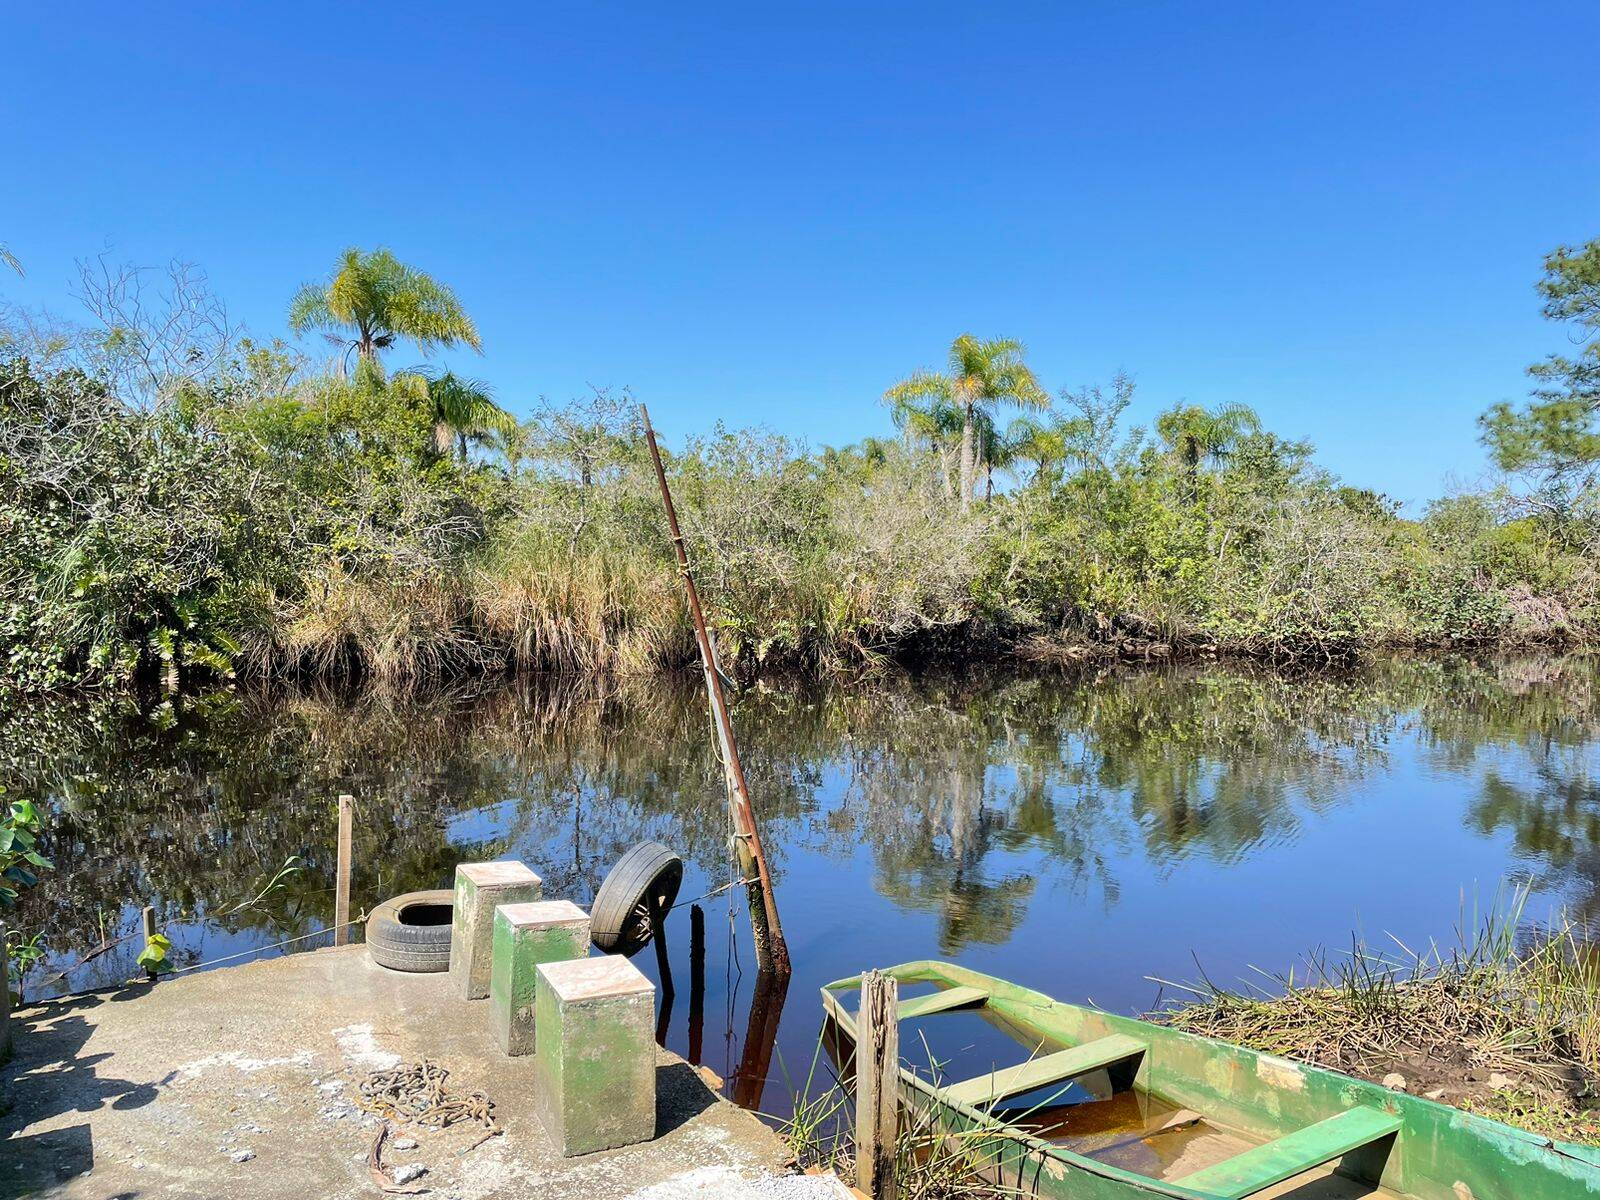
[5,654,1599,1100]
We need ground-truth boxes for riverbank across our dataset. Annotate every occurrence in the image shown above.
[0,944,836,1200]
[1154,892,1600,1146]
[7,352,1598,695]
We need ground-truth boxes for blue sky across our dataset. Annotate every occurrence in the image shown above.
[5,2,1598,504]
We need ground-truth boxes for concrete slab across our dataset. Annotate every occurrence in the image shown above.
[0,945,807,1200]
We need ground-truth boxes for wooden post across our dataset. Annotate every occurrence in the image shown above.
[856,970,899,1200]
[334,794,354,946]
[639,404,790,978]
[141,906,158,982]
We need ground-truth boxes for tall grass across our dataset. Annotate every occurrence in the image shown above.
[1157,882,1600,1143]
[774,1028,1060,1200]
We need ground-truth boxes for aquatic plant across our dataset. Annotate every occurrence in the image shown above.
[773,1030,1041,1200]
[0,790,49,907]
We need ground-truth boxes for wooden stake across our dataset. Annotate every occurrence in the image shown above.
[639,405,790,978]
[334,794,354,947]
[141,906,158,983]
[856,970,899,1200]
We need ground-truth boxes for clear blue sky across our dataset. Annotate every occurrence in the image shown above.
[5,2,1598,504]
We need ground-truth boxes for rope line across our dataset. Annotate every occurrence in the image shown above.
[669,874,757,913]
[165,915,367,976]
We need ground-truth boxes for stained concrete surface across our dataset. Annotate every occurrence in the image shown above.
[0,945,835,1200]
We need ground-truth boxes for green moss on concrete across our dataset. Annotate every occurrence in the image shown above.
[490,908,588,1055]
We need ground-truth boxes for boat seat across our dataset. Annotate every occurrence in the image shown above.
[896,985,988,1020]
[1173,1105,1402,1199]
[943,1033,1146,1107]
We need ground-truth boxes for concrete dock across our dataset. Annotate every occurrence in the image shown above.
[0,945,841,1200]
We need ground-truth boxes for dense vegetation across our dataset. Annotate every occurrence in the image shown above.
[3,243,1598,694]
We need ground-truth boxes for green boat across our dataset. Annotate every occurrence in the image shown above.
[821,961,1600,1199]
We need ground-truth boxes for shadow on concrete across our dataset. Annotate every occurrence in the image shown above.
[2,993,163,1137]
[655,1060,719,1139]
[0,1122,97,1199]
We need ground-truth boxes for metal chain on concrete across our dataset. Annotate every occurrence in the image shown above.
[356,1059,499,1136]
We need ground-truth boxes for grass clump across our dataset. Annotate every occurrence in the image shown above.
[773,1031,1051,1200]
[1155,884,1600,1145]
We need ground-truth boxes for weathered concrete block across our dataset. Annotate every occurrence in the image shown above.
[534,955,656,1156]
[489,900,590,1056]
[448,861,541,1000]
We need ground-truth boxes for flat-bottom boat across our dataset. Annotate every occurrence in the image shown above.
[822,961,1600,1199]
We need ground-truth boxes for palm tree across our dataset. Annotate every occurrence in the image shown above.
[884,334,1048,506]
[288,248,481,379]
[887,391,965,498]
[394,368,516,461]
[0,243,21,276]
[1004,414,1070,487]
[1155,403,1261,494]
[974,411,1013,500]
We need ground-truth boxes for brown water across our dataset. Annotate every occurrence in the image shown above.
[7,653,1599,1116]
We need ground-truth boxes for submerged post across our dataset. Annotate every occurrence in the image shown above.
[856,970,899,1200]
[639,404,791,978]
[687,903,705,1065]
[334,794,354,947]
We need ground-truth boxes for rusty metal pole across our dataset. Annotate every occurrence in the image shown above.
[639,405,791,978]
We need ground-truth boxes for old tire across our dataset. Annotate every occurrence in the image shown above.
[366,889,454,973]
[591,842,684,957]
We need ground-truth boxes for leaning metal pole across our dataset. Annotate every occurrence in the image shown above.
[640,405,792,978]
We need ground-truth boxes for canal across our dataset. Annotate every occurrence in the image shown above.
[8,653,1598,1116]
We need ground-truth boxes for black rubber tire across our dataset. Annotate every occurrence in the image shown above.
[591,842,684,957]
[365,889,454,973]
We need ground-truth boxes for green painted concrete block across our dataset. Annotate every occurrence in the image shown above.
[448,861,542,1000]
[489,900,590,1056]
[534,955,656,1156]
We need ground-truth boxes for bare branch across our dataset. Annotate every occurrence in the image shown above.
[71,253,241,409]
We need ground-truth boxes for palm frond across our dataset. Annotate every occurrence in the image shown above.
[286,282,337,334]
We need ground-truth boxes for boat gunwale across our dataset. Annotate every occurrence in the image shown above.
[820,966,1222,1200]
[821,959,1600,1199]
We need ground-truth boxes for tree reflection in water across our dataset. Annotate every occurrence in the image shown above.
[5,653,1598,1097]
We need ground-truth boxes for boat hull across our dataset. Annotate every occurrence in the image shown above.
[821,960,1600,1200]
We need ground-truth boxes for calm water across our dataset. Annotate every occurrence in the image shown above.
[8,655,1600,1114]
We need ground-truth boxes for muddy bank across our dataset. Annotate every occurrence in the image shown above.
[1155,907,1600,1146]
